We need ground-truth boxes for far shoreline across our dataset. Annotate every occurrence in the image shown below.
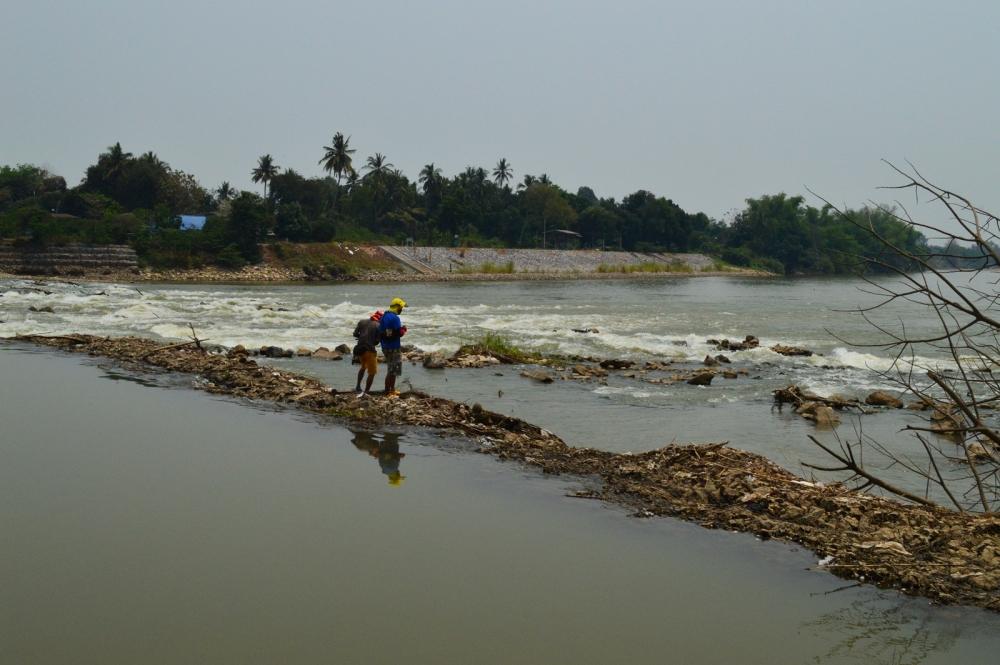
[0,266,773,286]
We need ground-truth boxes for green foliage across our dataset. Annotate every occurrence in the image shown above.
[596,261,693,274]
[0,140,936,276]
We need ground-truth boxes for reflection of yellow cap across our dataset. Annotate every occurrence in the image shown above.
[390,297,407,312]
[388,472,405,486]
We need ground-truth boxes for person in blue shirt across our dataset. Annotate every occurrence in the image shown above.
[379,297,407,397]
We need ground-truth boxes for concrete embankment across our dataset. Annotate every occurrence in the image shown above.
[13,333,1000,612]
[1,244,746,283]
[383,246,716,273]
[0,244,138,276]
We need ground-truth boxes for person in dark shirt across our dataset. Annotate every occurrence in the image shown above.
[352,310,382,396]
[379,297,407,397]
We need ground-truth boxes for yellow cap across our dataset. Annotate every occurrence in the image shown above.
[390,297,407,311]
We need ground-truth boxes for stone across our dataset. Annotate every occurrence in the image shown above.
[28,305,54,313]
[687,371,714,386]
[723,370,738,379]
[423,352,447,369]
[312,348,343,360]
[296,347,313,356]
[812,405,841,427]
[703,355,719,367]
[771,344,814,357]
[520,369,554,384]
[260,345,293,358]
[865,390,904,408]
[715,354,732,364]
[600,359,635,370]
[335,344,351,354]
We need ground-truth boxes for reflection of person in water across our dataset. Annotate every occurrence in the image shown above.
[350,430,406,486]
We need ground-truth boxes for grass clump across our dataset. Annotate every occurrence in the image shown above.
[456,260,515,274]
[597,261,693,274]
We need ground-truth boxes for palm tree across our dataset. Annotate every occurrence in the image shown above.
[518,174,537,191]
[140,151,164,168]
[418,163,442,195]
[363,153,394,180]
[492,158,513,188]
[318,132,356,185]
[104,142,133,178]
[362,153,394,225]
[216,181,234,201]
[251,154,279,199]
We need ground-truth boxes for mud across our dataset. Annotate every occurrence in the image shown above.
[13,333,1000,612]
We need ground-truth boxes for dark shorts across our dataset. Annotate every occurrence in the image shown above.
[383,349,402,377]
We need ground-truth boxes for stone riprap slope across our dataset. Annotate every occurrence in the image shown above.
[385,247,715,273]
[0,244,138,275]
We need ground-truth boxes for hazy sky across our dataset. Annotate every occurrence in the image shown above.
[2,0,997,219]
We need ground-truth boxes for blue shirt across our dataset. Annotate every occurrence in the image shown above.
[379,311,402,350]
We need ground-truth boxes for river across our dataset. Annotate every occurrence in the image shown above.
[2,275,999,663]
[3,346,1000,664]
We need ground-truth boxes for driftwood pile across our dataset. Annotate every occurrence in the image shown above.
[14,333,1000,611]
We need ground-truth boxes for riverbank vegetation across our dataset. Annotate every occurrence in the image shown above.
[0,141,956,274]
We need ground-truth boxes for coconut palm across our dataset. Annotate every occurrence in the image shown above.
[363,153,394,181]
[492,158,513,188]
[318,132,356,185]
[140,151,164,168]
[216,181,234,201]
[251,154,279,198]
[418,163,442,195]
[104,142,133,178]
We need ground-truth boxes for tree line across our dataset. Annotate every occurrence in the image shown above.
[0,137,932,273]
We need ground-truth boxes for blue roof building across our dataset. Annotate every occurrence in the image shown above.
[178,215,207,230]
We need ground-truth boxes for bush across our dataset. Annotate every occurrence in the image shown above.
[215,243,247,269]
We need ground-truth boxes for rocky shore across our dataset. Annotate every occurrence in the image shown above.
[13,333,1000,612]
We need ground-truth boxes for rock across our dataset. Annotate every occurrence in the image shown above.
[227,345,249,358]
[312,348,343,360]
[687,371,714,386]
[600,359,635,370]
[520,369,554,384]
[260,345,293,358]
[703,355,719,367]
[771,344,814,357]
[712,335,760,352]
[865,390,904,408]
[811,405,841,426]
[335,343,351,354]
[296,347,313,356]
[715,354,732,364]
[572,327,599,334]
[423,352,447,369]
[571,364,608,378]
[28,305,54,313]
[723,370,738,379]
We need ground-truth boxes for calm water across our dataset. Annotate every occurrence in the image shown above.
[2,346,999,664]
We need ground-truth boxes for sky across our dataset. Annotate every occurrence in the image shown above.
[2,0,998,220]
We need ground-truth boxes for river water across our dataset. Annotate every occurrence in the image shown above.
[3,346,1000,664]
[0,275,976,489]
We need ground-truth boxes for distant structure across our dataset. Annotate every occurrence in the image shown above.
[548,229,581,249]
[178,215,207,230]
